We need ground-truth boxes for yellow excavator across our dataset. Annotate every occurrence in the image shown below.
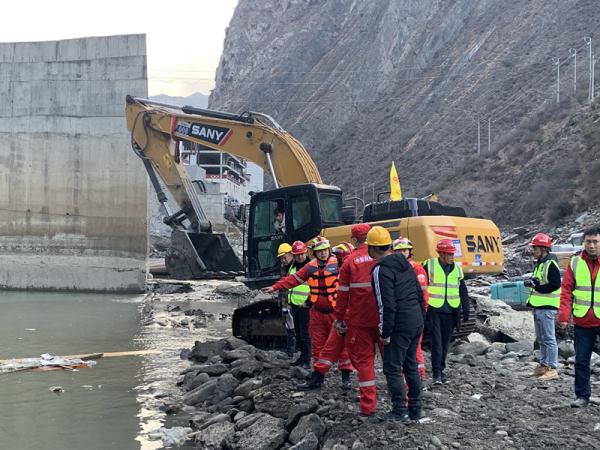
[126,96,504,346]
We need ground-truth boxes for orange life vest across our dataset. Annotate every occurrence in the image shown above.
[306,256,339,309]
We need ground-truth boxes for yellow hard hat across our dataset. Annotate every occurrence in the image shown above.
[277,243,293,257]
[366,226,392,246]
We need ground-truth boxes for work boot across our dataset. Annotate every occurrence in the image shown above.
[291,357,304,366]
[300,360,312,370]
[571,397,589,408]
[441,372,449,384]
[383,411,411,424]
[297,371,324,390]
[341,369,352,390]
[529,364,548,378]
[538,368,559,381]
[408,407,422,422]
[432,374,443,385]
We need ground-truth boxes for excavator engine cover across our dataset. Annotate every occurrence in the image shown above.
[165,230,243,279]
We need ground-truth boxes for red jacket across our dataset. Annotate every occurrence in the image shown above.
[409,259,429,308]
[558,251,600,328]
[272,256,338,311]
[334,244,380,328]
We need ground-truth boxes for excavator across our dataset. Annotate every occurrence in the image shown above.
[126,96,504,346]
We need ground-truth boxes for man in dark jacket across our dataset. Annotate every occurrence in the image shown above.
[368,226,425,423]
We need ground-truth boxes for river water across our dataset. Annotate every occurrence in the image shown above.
[0,291,144,450]
[0,284,236,450]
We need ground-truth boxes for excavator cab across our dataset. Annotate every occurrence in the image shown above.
[243,183,343,289]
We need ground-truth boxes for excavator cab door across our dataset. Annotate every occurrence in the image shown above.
[243,183,343,289]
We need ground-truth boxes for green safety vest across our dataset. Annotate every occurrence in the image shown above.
[570,256,600,318]
[288,264,310,306]
[425,258,464,309]
[527,259,561,308]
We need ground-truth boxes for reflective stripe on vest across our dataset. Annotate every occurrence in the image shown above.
[571,256,600,318]
[306,256,339,307]
[287,264,310,306]
[426,258,463,309]
[527,259,561,308]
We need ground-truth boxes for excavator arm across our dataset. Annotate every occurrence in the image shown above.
[125,96,322,278]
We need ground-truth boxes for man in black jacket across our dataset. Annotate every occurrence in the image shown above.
[368,226,426,423]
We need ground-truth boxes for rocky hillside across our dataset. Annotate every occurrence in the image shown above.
[210,0,600,226]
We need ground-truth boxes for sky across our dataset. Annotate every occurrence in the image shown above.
[1,0,239,97]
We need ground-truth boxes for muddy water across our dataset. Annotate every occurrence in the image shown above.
[0,291,143,450]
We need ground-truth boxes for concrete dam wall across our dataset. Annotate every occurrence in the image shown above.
[0,34,148,292]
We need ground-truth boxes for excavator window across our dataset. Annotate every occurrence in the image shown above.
[290,194,312,231]
[319,192,343,225]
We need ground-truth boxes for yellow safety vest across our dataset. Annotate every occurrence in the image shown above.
[527,259,561,308]
[570,256,600,319]
[425,258,463,309]
[287,264,310,306]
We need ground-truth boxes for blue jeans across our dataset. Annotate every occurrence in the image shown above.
[574,325,600,400]
[533,309,558,368]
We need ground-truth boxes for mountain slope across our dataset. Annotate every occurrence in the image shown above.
[210,0,600,225]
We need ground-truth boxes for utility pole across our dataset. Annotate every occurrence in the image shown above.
[487,118,491,153]
[569,48,577,93]
[477,119,481,156]
[552,57,560,103]
[593,53,596,102]
[585,37,592,102]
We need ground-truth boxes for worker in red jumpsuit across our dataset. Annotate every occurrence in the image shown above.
[264,236,352,388]
[393,237,429,380]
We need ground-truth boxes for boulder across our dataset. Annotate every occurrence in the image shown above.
[234,378,263,398]
[558,341,575,359]
[236,345,257,356]
[189,372,211,391]
[225,336,248,350]
[189,340,228,363]
[231,360,264,379]
[467,332,490,344]
[235,412,268,431]
[215,282,251,296]
[214,374,241,403]
[196,364,229,377]
[289,432,319,450]
[184,378,218,406]
[453,341,490,356]
[226,414,288,450]
[487,342,507,354]
[194,421,235,449]
[222,349,253,362]
[285,399,319,430]
[196,413,231,431]
[289,414,326,445]
[505,340,534,355]
[475,298,535,341]
[290,366,310,380]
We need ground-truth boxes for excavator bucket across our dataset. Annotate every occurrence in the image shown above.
[165,230,243,279]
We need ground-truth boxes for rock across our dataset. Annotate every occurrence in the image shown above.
[184,378,219,406]
[237,399,254,413]
[215,282,250,296]
[454,341,490,356]
[476,298,535,341]
[234,378,263,398]
[214,374,241,403]
[196,413,231,431]
[189,340,228,363]
[488,342,507,354]
[289,432,319,450]
[194,364,229,377]
[231,360,264,379]
[430,435,443,448]
[235,412,267,431]
[332,445,349,450]
[558,341,575,359]
[285,399,319,430]
[222,349,253,362]
[194,421,235,449]
[187,372,213,391]
[496,430,508,437]
[505,341,534,355]
[255,350,273,363]
[233,411,247,422]
[226,413,288,450]
[291,366,310,380]
[467,332,490,344]
[289,414,326,444]
[236,345,258,356]
[352,441,367,450]
[225,336,248,350]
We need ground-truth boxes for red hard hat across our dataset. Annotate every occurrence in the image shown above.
[351,223,371,240]
[530,233,552,248]
[436,239,456,254]
[291,240,308,255]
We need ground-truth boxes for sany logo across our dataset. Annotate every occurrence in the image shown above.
[175,121,232,146]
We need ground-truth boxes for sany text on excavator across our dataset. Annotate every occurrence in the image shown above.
[126,96,504,346]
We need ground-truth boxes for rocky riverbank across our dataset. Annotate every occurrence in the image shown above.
[139,278,600,450]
